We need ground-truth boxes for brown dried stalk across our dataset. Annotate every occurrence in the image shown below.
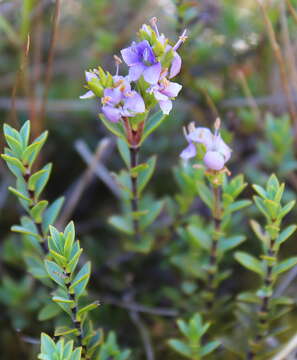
[256,0,297,132]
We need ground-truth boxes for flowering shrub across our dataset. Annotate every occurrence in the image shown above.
[2,4,297,360]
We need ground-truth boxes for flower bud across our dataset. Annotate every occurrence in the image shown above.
[203,151,225,171]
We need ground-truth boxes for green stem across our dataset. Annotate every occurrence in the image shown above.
[129,146,140,242]
[206,185,222,309]
[247,238,277,359]
[24,167,47,253]
[65,270,86,358]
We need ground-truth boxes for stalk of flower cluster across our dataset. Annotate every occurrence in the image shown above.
[206,183,222,309]
[247,235,278,360]
[129,145,141,242]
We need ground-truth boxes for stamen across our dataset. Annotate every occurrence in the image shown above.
[113,55,122,76]
[102,96,112,105]
[143,48,149,62]
[188,122,195,133]
[161,77,170,88]
[124,91,134,97]
[173,29,188,51]
[160,67,168,79]
[114,79,124,89]
[214,117,221,137]
[150,17,160,38]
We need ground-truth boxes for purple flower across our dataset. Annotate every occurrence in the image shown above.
[121,40,162,84]
[149,18,186,79]
[180,122,231,171]
[101,77,145,122]
[147,77,182,115]
[167,30,187,79]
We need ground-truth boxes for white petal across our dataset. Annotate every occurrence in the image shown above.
[79,90,95,99]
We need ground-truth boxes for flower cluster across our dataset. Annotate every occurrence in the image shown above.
[180,119,232,171]
[81,18,186,122]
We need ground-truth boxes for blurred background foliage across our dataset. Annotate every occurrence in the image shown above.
[2,0,297,359]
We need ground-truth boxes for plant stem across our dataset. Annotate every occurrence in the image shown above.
[206,185,221,309]
[247,239,277,359]
[129,146,140,242]
[24,167,47,253]
[65,270,86,358]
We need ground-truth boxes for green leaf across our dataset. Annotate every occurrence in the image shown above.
[141,111,167,144]
[187,225,211,250]
[235,251,264,276]
[252,184,267,198]
[253,196,269,220]
[275,225,297,248]
[279,200,295,219]
[250,219,269,245]
[28,169,48,191]
[108,215,133,235]
[70,348,82,360]
[237,291,260,304]
[116,138,130,167]
[8,186,31,202]
[20,120,30,148]
[270,296,294,306]
[99,113,126,139]
[200,340,220,356]
[64,221,75,259]
[45,260,66,288]
[176,319,190,338]
[67,245,83,274]
[3,123,18,140]
[52,296,75,305]
[138,155,156,195]
[130,162,149,177]
[35,163,52,198]
[24,254,48,279]
[226,200,251,213]
[1,154,26,173]
[272,257,297,278]
[38,303,61,321]
[70,262,91,298]
[4,134,24,158]
[42,197,64,234]
[22,131,48,166]
[196,182,213,209]
[168,339,192,358]
[77,301,100,318]
[11,225,39,238]
[30,200,48,223]
[55,327,79,338]
[140,200,163,229]
[49,225,64,254]
[218,235,245,254]
[40,333,56,355]
[49,249,67,266]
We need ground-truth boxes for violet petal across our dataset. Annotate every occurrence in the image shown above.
[143,62,162,84]
[180,143,197,160]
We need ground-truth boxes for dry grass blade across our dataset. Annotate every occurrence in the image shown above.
[256,0,297,132]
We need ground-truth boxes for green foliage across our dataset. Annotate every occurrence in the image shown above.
[235,174,297,357]
[168,313,220,359]
[38,333,82,360]
[97,332,131,360]
[170,167,250,312]
[45,222,101,358]
[2,121,64,251]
